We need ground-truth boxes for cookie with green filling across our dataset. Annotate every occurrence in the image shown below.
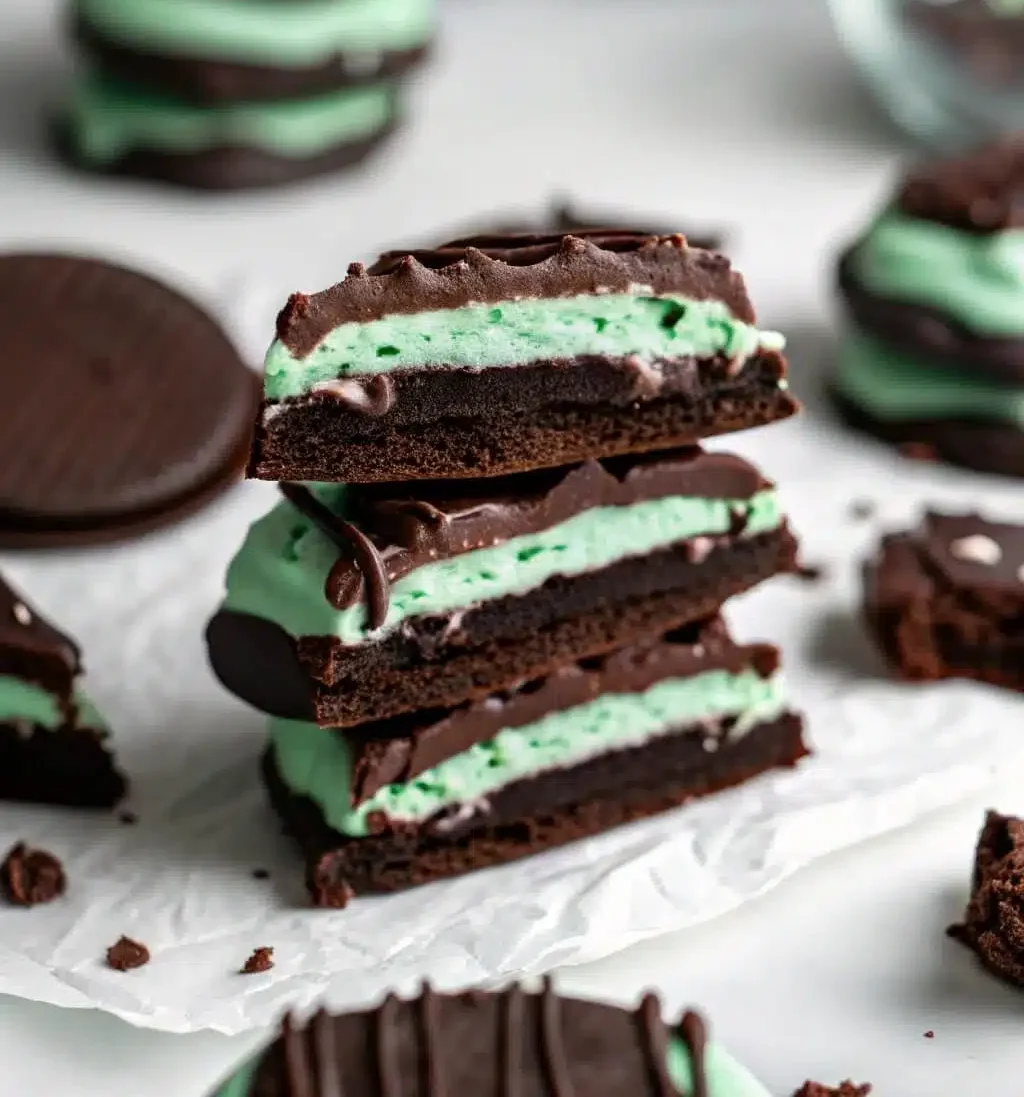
[260,616,805,906]
[71,0,434,105]
[206,983,771,1097]
[0,574,125,808]
[834,139,1024,475]
[248,231,797,483]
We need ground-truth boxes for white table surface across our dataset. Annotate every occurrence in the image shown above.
[1,0,1023,1093]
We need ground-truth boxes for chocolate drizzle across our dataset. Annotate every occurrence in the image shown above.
[313,1009,343,1097]
[376,993,400,1097]
[678,1011,709,1097]
[278,482,391,630]
[637,994,676,1097]
[539,978,575,1097]
[502,984,525,1097]
[283,1013,314,1097]
[421,984,446,1097]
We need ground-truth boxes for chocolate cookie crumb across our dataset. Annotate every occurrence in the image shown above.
[118,811,137,825]
[948,810,1024,987]
[849,500,875,521]
[1,842,66,906]
[924,1029,934,1038]
[795,562,826,582]
[106,936,150,971]
[241,946,274,974]
[251,867,270,880]
[793,1083,872,1097]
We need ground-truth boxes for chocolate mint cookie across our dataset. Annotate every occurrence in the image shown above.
[207,447,798,725]
[0,253,257,545]
[249,231,797,483]
[834,139,1024,476]
[262,616,805,905]
[949,810,1024,988]
[0,573,126,808]
[863,511,1024,690]
[205,983,771,1097]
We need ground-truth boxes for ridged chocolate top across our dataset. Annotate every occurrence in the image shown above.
[0,574,80,697]
[898,137,1024,232]
[347,617,779,805]
[280,447,768,630]
[250,983,711,1097]
[275,232,755,358]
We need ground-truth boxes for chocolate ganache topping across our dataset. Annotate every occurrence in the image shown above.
[269,982,711,1097]
[278,448,767,632]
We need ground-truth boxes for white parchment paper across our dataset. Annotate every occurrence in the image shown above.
[0,325,1021,1035]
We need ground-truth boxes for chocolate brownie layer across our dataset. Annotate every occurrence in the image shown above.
[58,117,398,193]
[250,231,794,481]
[209,521,798,724]
[832,387,1024,478]
[263,710,806,906]
[863,510,1024,690]
[74,13,429,104]
[208,984,770,1097]
[837,249,1024,385]
[948,810,1024,987]
[0,722,126,808]
[252,350,792,482]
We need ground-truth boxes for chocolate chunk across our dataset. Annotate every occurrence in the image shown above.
[897,135,1024,233]
[106,936,150,971]
[863,511,1024,689]
[792,1084,872,1097]
[1,842,66,906]
[948,810,1024,987]
[0,253,258,545]
[276,232,756,357]
[240,946,274,974]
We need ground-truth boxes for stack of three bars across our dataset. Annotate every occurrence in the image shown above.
[206,229,808,906]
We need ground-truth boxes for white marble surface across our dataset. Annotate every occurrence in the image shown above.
[1,0,1023,1092]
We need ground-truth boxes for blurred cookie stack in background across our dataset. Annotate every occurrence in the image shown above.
[60,0,436,189]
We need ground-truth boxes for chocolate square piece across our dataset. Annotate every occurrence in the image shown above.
[863,511,1024,690]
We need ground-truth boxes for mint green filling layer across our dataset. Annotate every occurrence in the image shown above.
[67,75,396,164]
[271,668,785,837]
[852,209,1024,337]
[211,1034,767,1097]
[264,294,786,400]
[223,485,783,645]
[836,326,1024,426]
[0,677,106,732]
[76,0,435,67]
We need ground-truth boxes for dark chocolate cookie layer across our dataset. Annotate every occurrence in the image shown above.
[831,387,1024,478]
[0,722,127,808]
[263,710,807,906]
[251,350,794,482]
[73,13,429,104]
[0,253,258,546]
[949,810,1024,987]
[863,510,1024,691]
[837,248,1024,385]
[208,524,799,725]
[57,119,399,193]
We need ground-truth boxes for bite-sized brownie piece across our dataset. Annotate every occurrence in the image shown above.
[208,447,799,725]
[262,617,806,905]
[205,984,772,1097]
[863,511,1024,690]
[249,231,796,482]
[948,810,1024,988]
[0,574,126,807]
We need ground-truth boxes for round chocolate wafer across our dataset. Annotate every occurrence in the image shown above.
[0,253,258,546]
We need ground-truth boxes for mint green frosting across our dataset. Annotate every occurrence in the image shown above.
[211,1032,767,1097]
[75,0,435,67]
[264,294,786,400]
[223,485,783,646]
[852,208,1024,337]
[271,667,785,837]
[835,326,1024,426]
[67,75,396,164]
[0,676,106,732]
